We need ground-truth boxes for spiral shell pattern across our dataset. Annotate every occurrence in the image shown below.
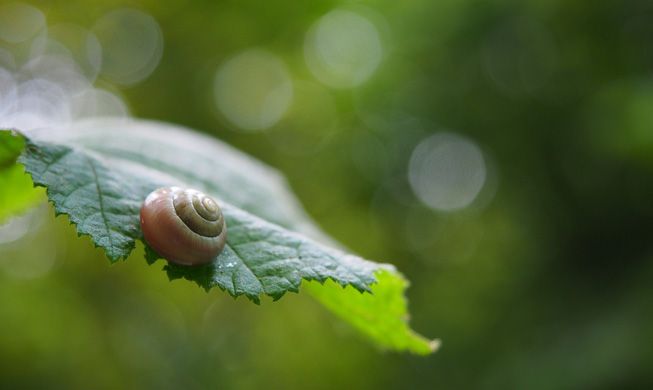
[140,187,227,266]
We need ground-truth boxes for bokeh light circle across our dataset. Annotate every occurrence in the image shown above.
[408,132,487,212]
[70,88,129,119]
[304,9,383,89]
[22,54,92,96]
[32,24,103,82]
[214,49,293,131]
[0,2,45,44]
[92,8,163,86]
[0,204,57,280]
[2,77,72,130]
[0,11,132,132]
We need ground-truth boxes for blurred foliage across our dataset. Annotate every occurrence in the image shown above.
[0,131,42,222]
[2,0,653,388]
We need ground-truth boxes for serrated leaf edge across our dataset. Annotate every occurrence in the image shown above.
[15,130,385,304]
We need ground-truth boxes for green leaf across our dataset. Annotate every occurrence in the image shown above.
[306,270,440,355]
[0,129,25,164]
[10,119,437,354]
[0,130,43,222]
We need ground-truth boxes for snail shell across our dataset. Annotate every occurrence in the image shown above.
[140,187,227,266]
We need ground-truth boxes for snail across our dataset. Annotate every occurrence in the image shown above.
[140,187,227,266]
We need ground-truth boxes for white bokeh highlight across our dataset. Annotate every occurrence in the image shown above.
[214,49,293,131]
[304,9,383,89]
[70,88,129,118]
[0,4,154,133]
[0,56,129,132]
[408,133,487,212]
[0,47,16,69]
[32,23,103,81]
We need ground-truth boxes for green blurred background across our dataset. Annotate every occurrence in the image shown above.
[1,0,653,388]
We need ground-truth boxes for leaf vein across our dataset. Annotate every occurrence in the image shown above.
[227,244,265,293]
[85,157,114,253]
[39,148,71,177]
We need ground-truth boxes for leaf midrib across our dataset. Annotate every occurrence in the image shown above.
[85,155,114,254]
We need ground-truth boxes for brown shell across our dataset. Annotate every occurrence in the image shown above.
[140,187,227,266]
